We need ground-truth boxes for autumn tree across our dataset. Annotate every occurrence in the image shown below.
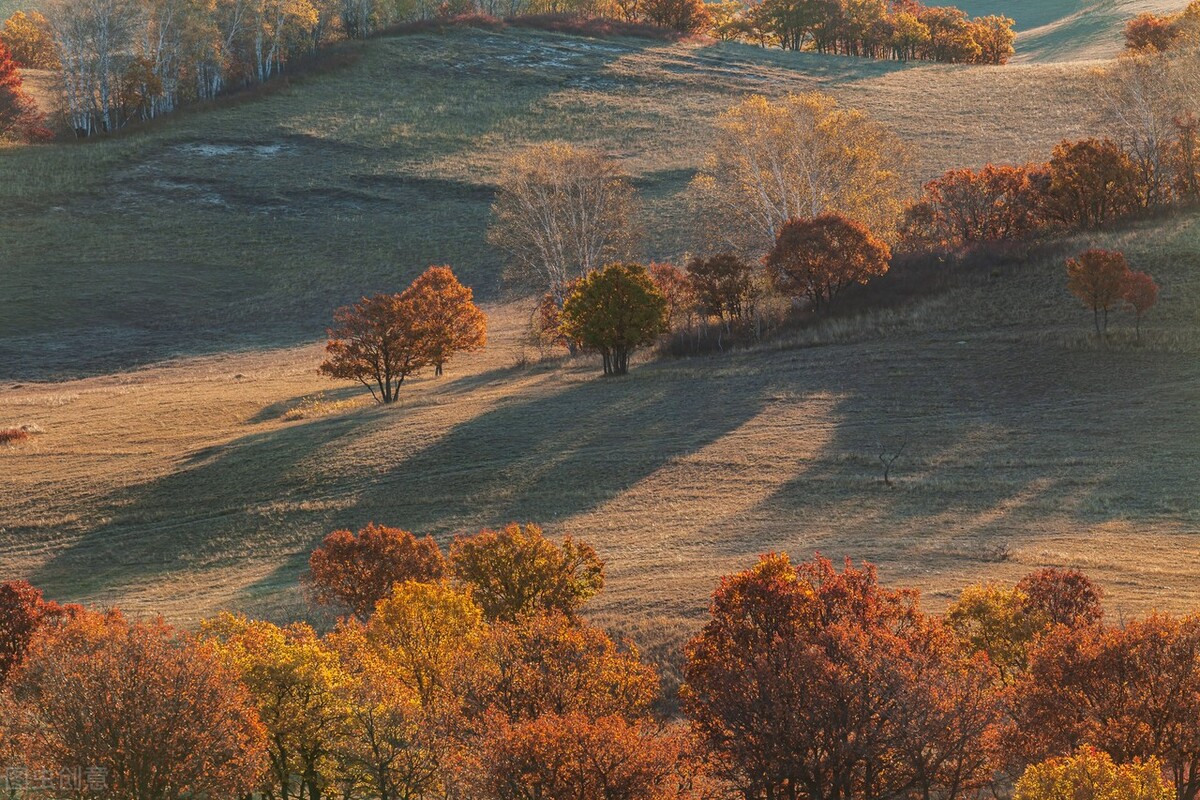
[0,40,48,142]
[460,712,697,800]
[1044,139,1143,228]
[1015,748,1171,800]
[945,582,1041,686]
[1066,249,1133,336]
[683,553,1000,800]
[1122,270,1159,340]
[559,262,669,376]
[971,15,1015,64]
[1095,54,1179,209]
[643,0,711,33]
[489,143,642,302]
[685,253,755,325]
[1016,567,1104,629]
[648,261,696,330]
[903,164,1045,248]
[449,523,605,623]
[308,523,446,619]
[361,579,484,709]
[455,612,658,725]
[8,611,267,800]
[0,581,78,685]
[404,265,487,377]
[766,213,891,309]
[319,292,428,403]
[327,623,443,800]
[202,613,349,800]
[1125,13,1180,52]
[690,92,908,254]
[1,11,58,69]
[1009,614,1200,800]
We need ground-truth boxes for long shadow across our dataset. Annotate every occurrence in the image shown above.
[28,363,768,606]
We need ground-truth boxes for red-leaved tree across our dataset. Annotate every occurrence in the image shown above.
[308,523,446,619]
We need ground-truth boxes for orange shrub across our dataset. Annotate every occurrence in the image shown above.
[0,428,30,446]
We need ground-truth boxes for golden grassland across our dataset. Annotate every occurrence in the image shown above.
[0,25,1120,379]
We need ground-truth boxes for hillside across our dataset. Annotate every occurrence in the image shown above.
[956,0,1186,61]
[2,26,1108,380]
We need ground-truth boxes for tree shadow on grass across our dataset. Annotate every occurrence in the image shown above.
[28,363,768,609]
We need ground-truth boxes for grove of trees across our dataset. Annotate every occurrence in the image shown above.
[4,546,1200,800]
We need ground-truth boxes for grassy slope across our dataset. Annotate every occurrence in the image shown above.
[2,27,1105,379]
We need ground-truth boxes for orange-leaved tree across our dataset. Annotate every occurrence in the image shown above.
[0,580,79,685]
[1125,13,1180,52]
[1066,249,1132,336]
[559,262,669,376]
[1122,270,1160,340]
[1016,567,1104,629]
[683,553,1001,800]
[0,39,49,142]
[685,253,755,325]
[903,164,1045,248]
[449,523,605,623]
[405,265,487,377]
[454,611,659,725]
[1044,139,1143,229]
[0,11,57,69]
[308,523,446,619]
[8,611,266,800]
[320,293,428,404]
[648,261,697,331]
[765,213,891,309]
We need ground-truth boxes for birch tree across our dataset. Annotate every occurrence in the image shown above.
[488,142,642,302]
[690,92,910,255]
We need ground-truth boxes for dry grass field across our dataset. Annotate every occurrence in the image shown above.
[2,12,1199,685]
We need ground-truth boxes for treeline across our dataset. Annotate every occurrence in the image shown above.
[1,530,1198,800]
[709,0,1015,64]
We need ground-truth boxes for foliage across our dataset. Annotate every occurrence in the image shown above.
[0,39,48,142]
[690,92,908,255]
[0,11,58,69]
[903,164,1046,249]
[456,612,659,724]
[1125,14,1181,52]
[945,582,1040,686]
[9,611,266,800]
[489,143,642,301]
[461,712,696,800]
[1015,748,1172,800]
[404,265,487,377]
[449,522,605,622]
[765,213,891,309]
[1016,567,1104,629]
[320,293,429,404]
[648,261,696,330]
[0,427,30,445]
[363,579,484,709]
[309,523,446,619]
[642,0,710,33]
[1122,270,1160,339]
[1010,615,1200,800]
[1066,249,1132,336]
[559,262,669,376]
[685,253,755,324]
[201,613,348,800]
[0,581,78,685]
[682,553,1000,800]
[1043,139,1143,229]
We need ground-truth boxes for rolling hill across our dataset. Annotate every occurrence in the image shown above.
[2,16,1199,682]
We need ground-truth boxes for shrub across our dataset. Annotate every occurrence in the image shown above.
[686,253,755,324]
[903,164,1046,249]
[0,428,30,446]
[1043,139,1143,229]
[559,263,669,376]
[765,214,891,309]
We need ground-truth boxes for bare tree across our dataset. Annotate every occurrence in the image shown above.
[1094,52,1179,207]
[488,142,642,303]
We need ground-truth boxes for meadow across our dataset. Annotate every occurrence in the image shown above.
[2,4,1198,685]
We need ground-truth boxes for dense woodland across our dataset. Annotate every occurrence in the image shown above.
[2,527,1199,800]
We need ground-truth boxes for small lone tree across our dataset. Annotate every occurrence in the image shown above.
[1065,249,1131,337]
[308,523,446,619]
[560,263,668,376]
[405,265,487,377]
[320,293,427,403]
[766,213,891,309]
[1122,270,1159,340]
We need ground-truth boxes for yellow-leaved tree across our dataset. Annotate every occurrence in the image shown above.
[1015,748,1172,800]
